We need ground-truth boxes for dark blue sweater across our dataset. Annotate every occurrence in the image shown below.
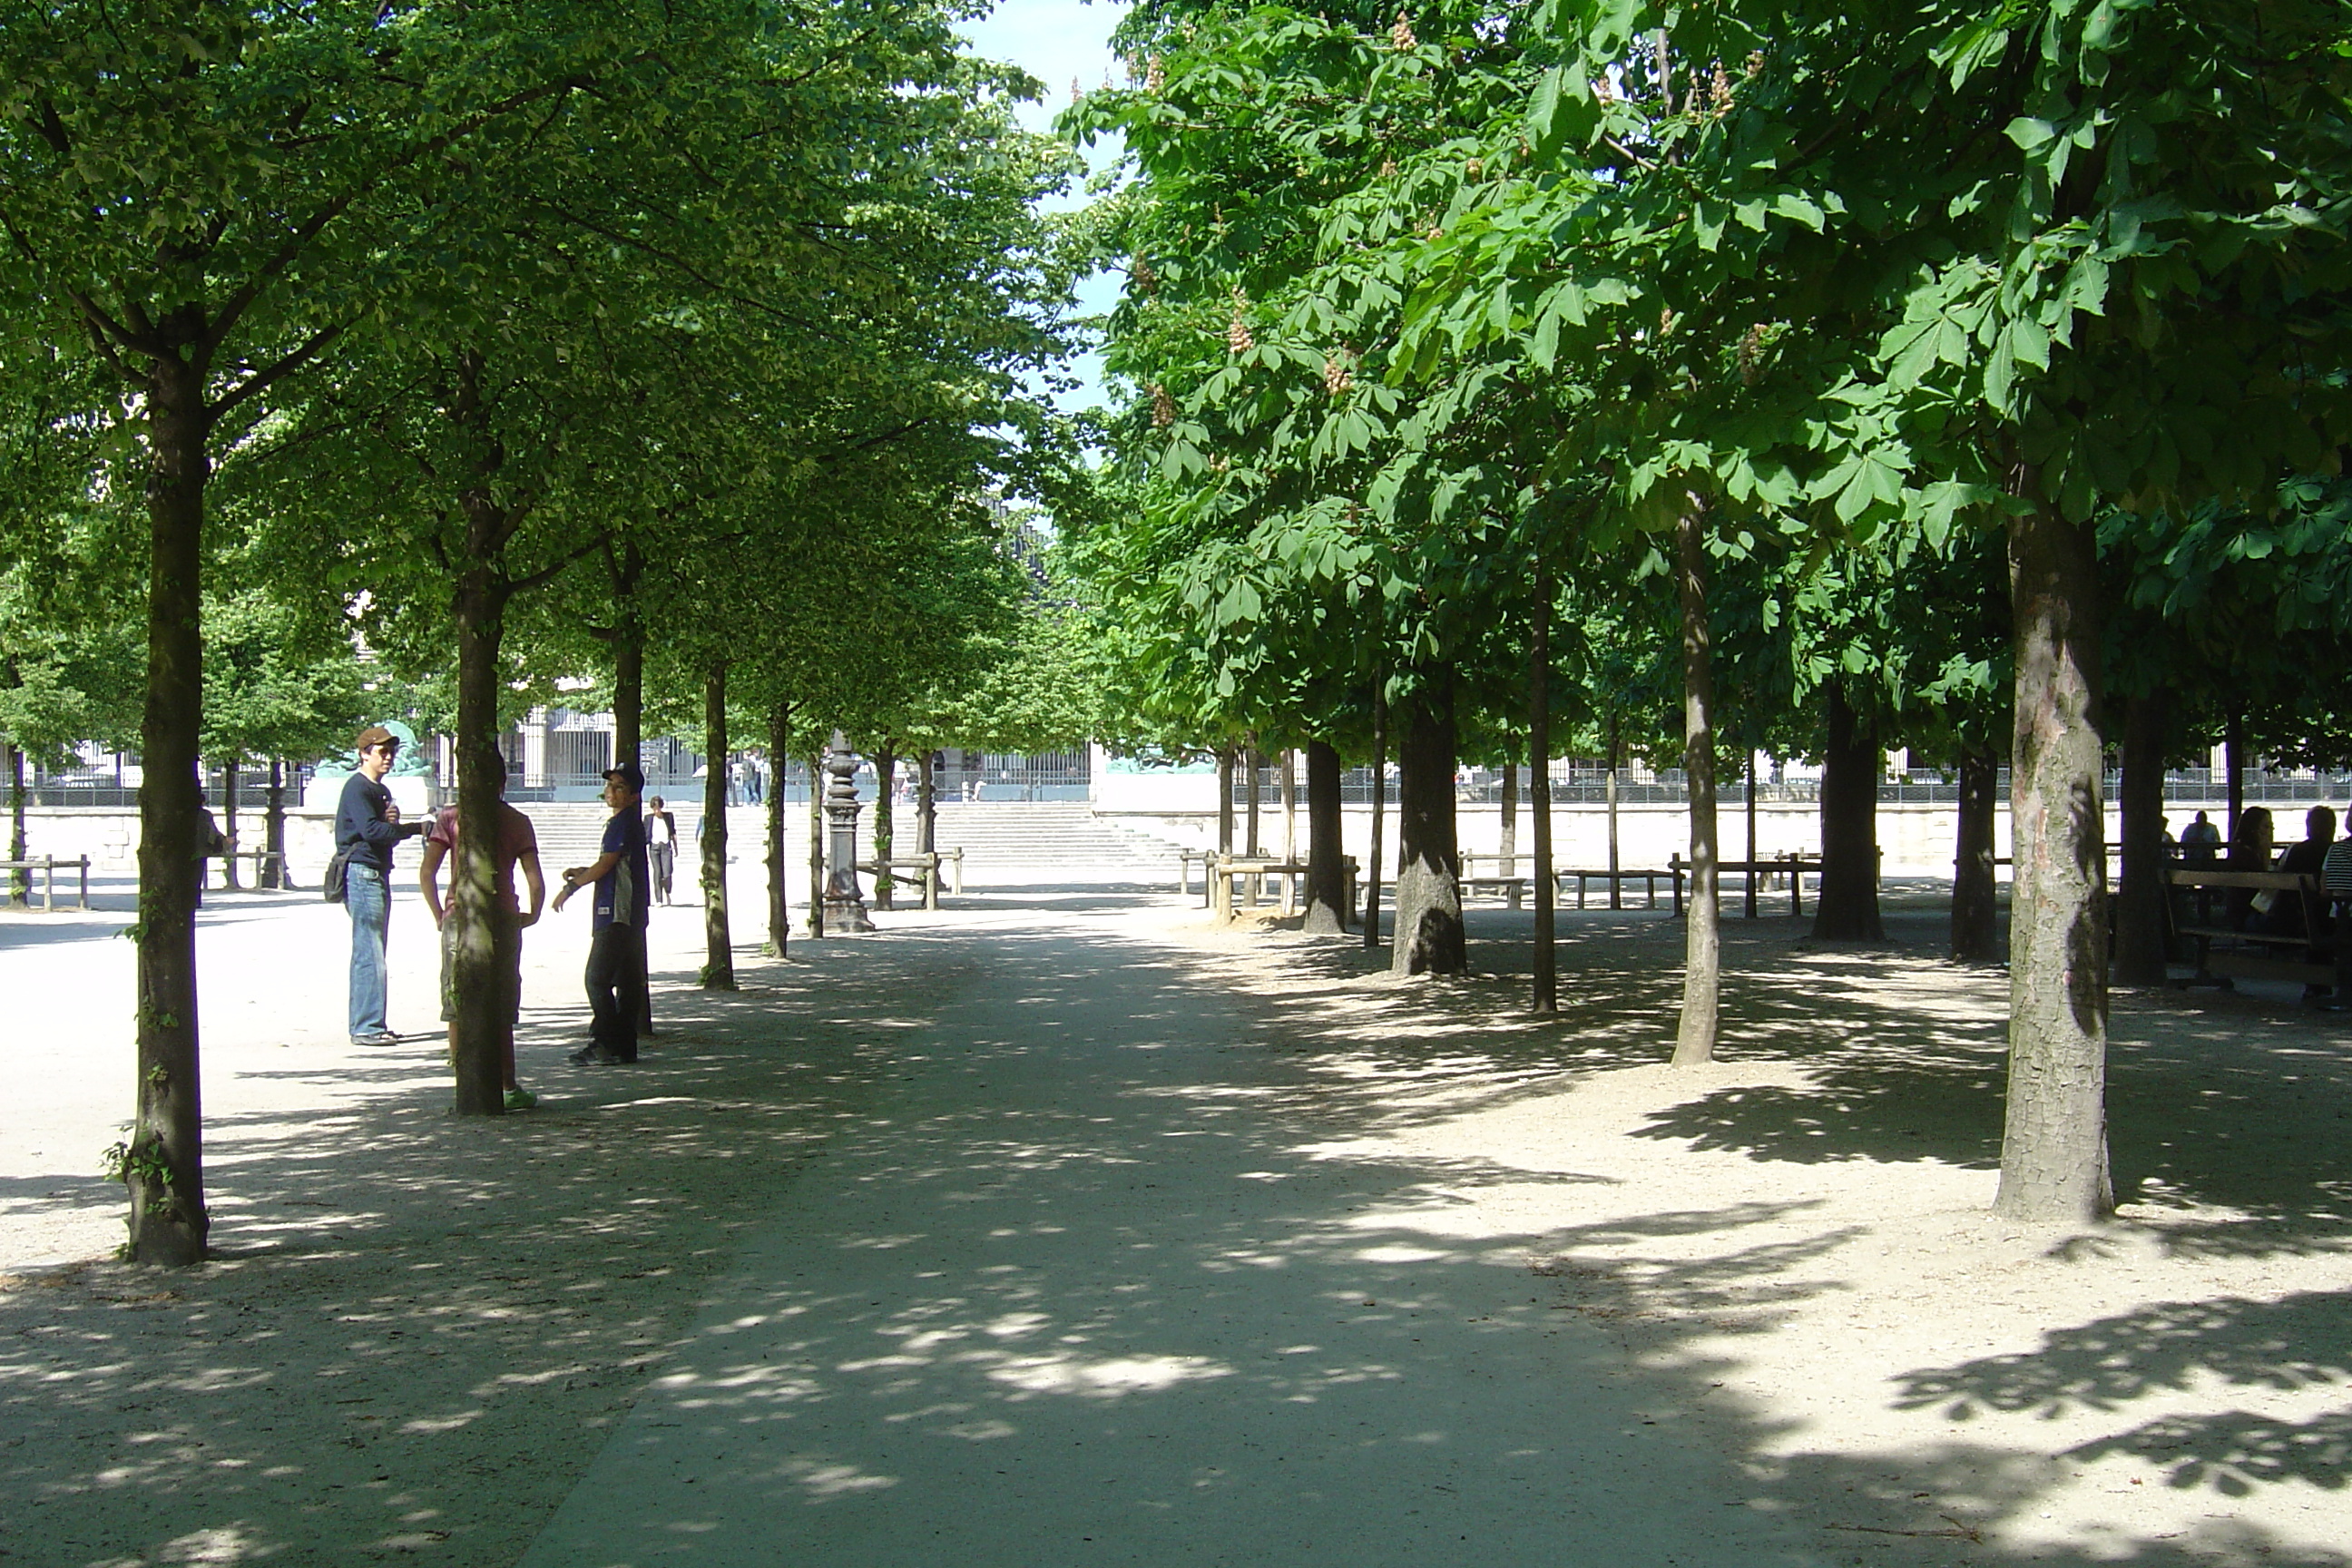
[336,773,418,873]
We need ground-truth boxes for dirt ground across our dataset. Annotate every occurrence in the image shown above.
[2,875,2347,1565]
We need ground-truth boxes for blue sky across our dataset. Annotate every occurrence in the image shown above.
[956,0,1132,411]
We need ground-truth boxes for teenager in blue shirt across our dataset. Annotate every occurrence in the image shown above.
[552,763,651,1063]
[336,725,427,1044]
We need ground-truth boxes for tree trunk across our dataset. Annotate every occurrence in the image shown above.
[766,703,790,958]
[1810,681,1885,941]
[5,734,25,907]
[1606,712,1622,910]
[607,541,645,775]
[1952,737,2001,962]
[1390,669,1465,977]
[220,752,241,890]
[1744,750,1759,920]
[129,354,211,1263]
[1671,503,1720,1066]
[264,759,287,890]
[1302,739,1347,934]
[1217,747,1235,856]
[1532,557,1557,1012]
[1500,743,1521,910]
[1245,745,1261,857]
[807,749,826,937]
[2224,708,2245,845]
[447,565,513,1117]
[1280,748,1296,858]
[701,659,734,988]
[1364,679,1387,949]
[918,750,938,909]
[1994,495,2114,1223]
[2113,687,2171,987]
[872,745,897,912]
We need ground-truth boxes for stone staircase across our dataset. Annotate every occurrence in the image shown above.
[515,800,710,872]
[515,800,1183,888]
[926,801,1181,884]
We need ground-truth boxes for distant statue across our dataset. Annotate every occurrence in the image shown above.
[315,719,432,779]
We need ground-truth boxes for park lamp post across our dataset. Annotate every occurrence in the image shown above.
[823,730,876,933]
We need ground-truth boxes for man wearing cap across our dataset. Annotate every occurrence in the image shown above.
[552,763,651,1063]
[338,725,428,1045]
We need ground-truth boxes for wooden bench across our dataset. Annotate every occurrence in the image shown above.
[217,848,290,888]
[2163,867,2342,992]
[1211,855,1356,922]
[1562,866,1682,913]
[857,848,964,907]
[0,855,92,911]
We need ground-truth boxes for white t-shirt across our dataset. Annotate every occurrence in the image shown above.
[649,814,675,848]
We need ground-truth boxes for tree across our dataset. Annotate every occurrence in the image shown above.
[0,1,777,1260]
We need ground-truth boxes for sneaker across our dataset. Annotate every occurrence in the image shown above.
[503,1087,537,1111]
[568,1044,624,1066]
[351,1031,401,1046]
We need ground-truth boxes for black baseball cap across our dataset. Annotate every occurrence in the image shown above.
[603,762,645,791]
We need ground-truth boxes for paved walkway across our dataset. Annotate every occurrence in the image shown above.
[517,904,1813,1566]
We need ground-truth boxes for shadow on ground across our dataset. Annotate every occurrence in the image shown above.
[5,893,2347,1566]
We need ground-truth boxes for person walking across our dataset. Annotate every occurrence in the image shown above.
[553,763,650,1065]
[645,795,679,905]
[419,752,546,1109]
[338,725,426,1045]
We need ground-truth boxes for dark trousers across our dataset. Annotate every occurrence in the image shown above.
[585,923,646,1061]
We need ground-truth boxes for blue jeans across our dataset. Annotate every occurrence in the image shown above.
[347,864,391,1037]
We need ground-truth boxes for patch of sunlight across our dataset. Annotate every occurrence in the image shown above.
[398,1410,482,1434]
[154,1524,263,1563]
[985,1312,1050,1338]
[1355,1245,1449,1263]
[776,1456,900,1499]
[984,1351,1233,1398]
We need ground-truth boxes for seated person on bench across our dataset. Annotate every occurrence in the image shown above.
[2225,807,2275,929]
[2256,804,2337,940]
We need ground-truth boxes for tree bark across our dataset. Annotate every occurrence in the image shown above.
[606,541,645,773]
[1217,746,1235,857]
[2224,708,2245,845]
[1244,744,1261,857]
[219,753,241,890]
[129,352,211,1263]
[1606,712,1622,910]
[766,703,790,958]
[1532,557,1557,1012]
[1364,680,1387,948]
[1952,737,2001,962]
[807,749,826,937]
[1390,669,1466,977]
[447,560,513,1118]
[1671,503,1720,1065]
[1280,748,1296,862]
[872,744,897,911]
[5,733,26,907]
[701,659,735,988]
[2113,687,2172,987]
[1744,750,1759,920]
[1810,680,1885,941]
[918,750,938,909]
[1500,742,1521,910]
[1302,739,1347,934]
[264,759,287,890]
[1994,495,2114,1223]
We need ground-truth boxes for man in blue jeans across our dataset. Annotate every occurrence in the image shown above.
[553,763,651,1064]
[337,725,427,1044]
